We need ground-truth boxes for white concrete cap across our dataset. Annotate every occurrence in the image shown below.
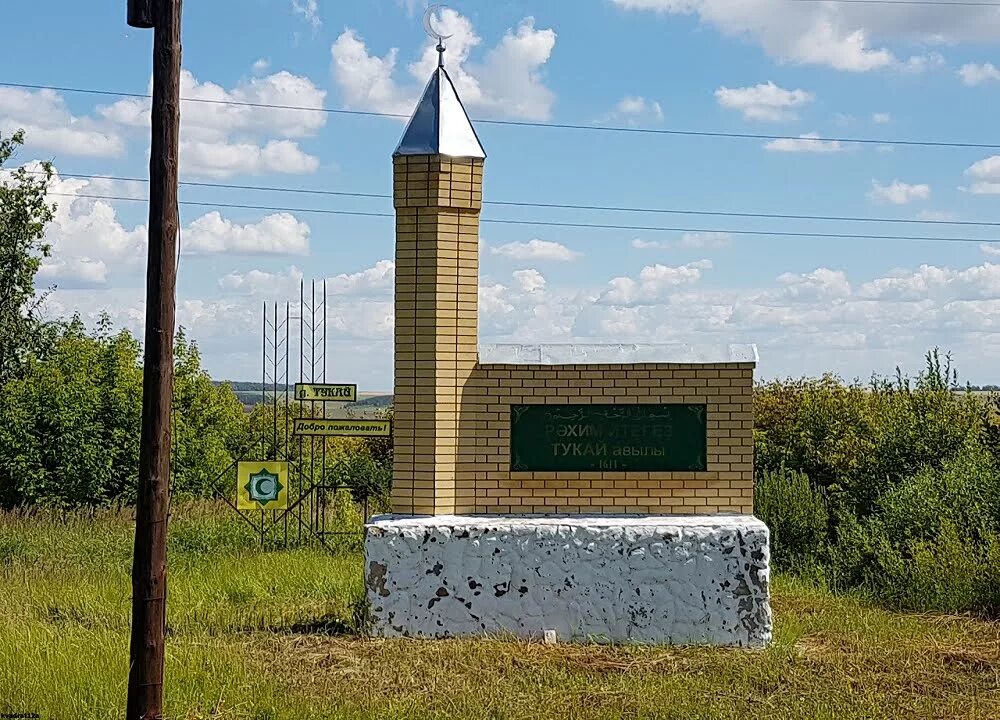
[368,514,766,530]
[477,343,759,365]
[393,67,486,159]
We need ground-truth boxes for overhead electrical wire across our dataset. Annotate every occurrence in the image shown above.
[47,191,1000,246]
[4,81,1000,150]
[787,0,1000,5]
[25,169,1000,230]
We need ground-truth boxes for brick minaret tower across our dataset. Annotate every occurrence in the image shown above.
[369,26,770,648]
[391,51,485,515]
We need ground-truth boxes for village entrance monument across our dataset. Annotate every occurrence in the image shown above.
[364,38,772,646]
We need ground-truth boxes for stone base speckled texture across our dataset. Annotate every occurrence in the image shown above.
[364,515,772,646]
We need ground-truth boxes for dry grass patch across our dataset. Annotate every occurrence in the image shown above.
[255,581,1000,719]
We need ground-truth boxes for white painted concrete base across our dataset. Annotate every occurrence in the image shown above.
[364,515,772,647]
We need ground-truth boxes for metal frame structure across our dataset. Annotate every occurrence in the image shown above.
[208,279,373,551]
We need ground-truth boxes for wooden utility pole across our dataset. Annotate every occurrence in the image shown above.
[126,0,182,718]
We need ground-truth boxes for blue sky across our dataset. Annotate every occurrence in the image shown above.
[3,0,1000,389]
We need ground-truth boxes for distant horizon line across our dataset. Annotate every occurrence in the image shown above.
[216,383,1000,391]
[216,381,392,393]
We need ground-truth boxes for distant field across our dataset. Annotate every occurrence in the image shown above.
[220,384,998,411]
[2,504,999,719]
[218,383,394,416]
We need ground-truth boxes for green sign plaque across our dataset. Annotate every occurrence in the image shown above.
[510,404,707,473]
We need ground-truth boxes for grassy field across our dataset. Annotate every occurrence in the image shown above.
[1,505,999,719]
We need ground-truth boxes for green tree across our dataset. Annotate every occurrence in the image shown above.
[0,130,55,384]
[0,317,143,507]
[171,328,251,498]
[0,322,251,508]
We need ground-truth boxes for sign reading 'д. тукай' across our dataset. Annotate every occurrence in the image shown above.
[510,404,707,472]
[295,383,357,402]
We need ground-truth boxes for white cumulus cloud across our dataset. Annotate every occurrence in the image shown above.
[599,260,712,307]
[40,250,1000,392]
[605,95,664,124]
[99,68,326,180]
[491,239,580,262]
[101,69,327,141]
[764,133,844,153]
[869,180,931,205]
[37,257,109,288]
[0,87,124,158]
[632,233,731,250]
[612,0,1000,74]
[680,232,732,249]
[513,268,547,293]
[27,168,148,285]
[331,9,557,121]
[181,139,319,179]
[964,155,1000,195]
[959,63,1000,86]
[916,210,954,222]
[327,260,396,296]
[858,263,1000,301]
[219,266,304,294]
[715,82,813,122]
[776,268,852,301]
[184,212,311,255]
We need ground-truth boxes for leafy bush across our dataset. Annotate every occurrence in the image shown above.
[0,320,251,508]
[170,329,251,499]
[860,520,1000,614]
[325,488,365,553]
[755,467,828,572]
[0,318,142,507]
[755,350,987,516]
[757,350,1000,614]
[875,441,1000,547]
[325,450,392,509]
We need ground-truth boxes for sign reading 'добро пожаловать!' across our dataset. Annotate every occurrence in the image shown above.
[293,418,391,437]
[509,404,707,472]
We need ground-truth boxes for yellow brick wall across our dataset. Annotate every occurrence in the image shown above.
[392,155,483,515]
[453,363,754,516]
[391,153,754,517]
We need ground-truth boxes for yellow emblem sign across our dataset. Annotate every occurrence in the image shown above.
[295,383,358,402]
[292,418,391,437]
[237,461,289,511]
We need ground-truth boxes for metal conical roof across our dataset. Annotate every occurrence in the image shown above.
[393,66,486,159]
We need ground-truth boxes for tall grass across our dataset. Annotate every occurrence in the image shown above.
[1,505,999,719]
[0,502,363,719]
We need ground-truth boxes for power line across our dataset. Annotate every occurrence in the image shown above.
[36,170,1000,230]
[788,0,1000,5]
[49,192,393,219]
[5,80,1000,150]
[1,80,405,115]
[47,172,388,201]
[48,191,1000,245]
[488,200,999,229]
